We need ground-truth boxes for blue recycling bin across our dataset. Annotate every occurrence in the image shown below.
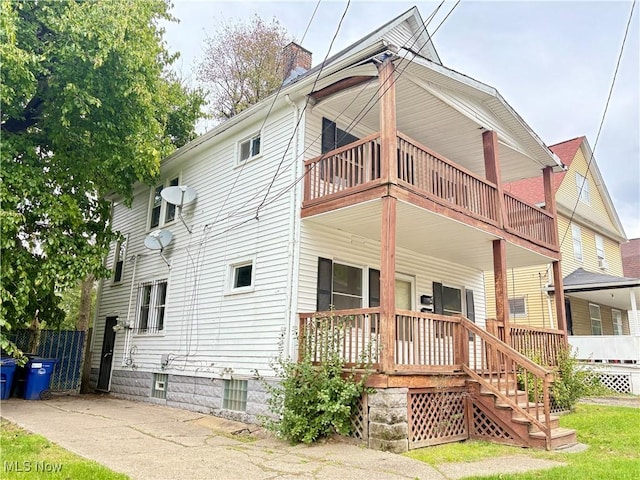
[23,358,58,400]
[0,358,18,400]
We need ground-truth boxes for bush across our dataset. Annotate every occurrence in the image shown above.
[551,345,608,410]
[258,314,373,444]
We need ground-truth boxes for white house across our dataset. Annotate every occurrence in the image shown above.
[90,7,576,452]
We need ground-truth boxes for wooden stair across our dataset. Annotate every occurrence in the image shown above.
[466,380,577,449]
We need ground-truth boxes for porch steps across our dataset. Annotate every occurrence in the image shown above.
[467,380,577,450]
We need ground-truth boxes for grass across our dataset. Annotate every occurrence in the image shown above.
[0,420,129,480]
[404,404,640,480]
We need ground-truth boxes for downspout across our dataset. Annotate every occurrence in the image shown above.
[284,93,302,361]
[121,254,139,366]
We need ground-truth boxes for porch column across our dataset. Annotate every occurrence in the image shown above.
[378,57,398,184]
[483,130,505,228]
[380,195,397,373]
[630,290,640,338]
[543,166,567,340]
[493,239,511,345]
[378,56,398,373]
[552,261,568,342]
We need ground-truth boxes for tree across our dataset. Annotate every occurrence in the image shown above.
[197,15,291,121]
[0,0,205,357]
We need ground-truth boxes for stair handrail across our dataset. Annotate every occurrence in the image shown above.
[458,316,554,450]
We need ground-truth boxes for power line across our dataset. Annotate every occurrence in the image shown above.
[559,0,637,248]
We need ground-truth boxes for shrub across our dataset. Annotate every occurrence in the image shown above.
[551,345,608,410]
[258,313,373,444]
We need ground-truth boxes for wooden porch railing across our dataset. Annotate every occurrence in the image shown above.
[459,317,554,450]
[298,308,380,369]
[303,133,381,204]
[394,310,461,371]
[503,192,556,248]
[487,319,565,367]
[396,133,500,225]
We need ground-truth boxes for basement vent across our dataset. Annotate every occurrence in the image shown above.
[151,373,168,399]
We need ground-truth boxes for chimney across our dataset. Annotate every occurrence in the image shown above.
[283,42,312,83]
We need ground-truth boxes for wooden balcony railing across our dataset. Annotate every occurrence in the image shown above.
[487,319,566,367]
[503,192,556,248]
[303,131,557,249]
[298,308,380,369]
[396,133,499,225]
[394,310,461,371]
[303,133,381,204]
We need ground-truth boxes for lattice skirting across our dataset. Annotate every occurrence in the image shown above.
[469,403,514,442]
[350,393,368,441]
[586,372,632,394]
[408,388,468,449]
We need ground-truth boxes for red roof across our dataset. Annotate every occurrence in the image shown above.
[504,136,584,205]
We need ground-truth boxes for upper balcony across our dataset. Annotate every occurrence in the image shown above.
[302,131,557,254]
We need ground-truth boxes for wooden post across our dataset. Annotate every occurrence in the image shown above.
[483,130,505,228]
[493,239,511,346]
[552,261,568,343]
[378,58,397,184]
[379,195,397,373]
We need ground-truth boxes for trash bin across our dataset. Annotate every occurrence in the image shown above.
[23,358,58,400]
[0,358,18,400]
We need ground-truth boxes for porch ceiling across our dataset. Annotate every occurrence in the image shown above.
[312,66,549,184]
[303,199,555,271]
[566,286,640,311]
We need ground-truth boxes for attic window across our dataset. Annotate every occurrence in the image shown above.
[239,133,261,163]
[575,173,590,204]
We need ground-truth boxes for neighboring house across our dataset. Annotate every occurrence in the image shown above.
[622,238,640,278]
[90,8,577,452]
[486,136,640,394]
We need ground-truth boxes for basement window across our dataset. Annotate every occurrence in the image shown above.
[223,379,247,411]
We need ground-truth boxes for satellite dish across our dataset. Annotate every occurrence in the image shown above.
[161,185,197,207]
[144,229,173,251]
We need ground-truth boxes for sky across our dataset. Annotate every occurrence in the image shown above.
[162,0,640,239]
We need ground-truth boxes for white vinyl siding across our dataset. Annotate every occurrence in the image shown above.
[92,105,297,378]
[571,224,583,262]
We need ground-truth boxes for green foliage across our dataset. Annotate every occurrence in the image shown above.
[550,345,608,410]
[0,0,205,357]
[259,316,372,444]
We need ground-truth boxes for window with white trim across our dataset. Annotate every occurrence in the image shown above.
[508,297,527,318]
[135,280,167,334]
[238,133,261,163]
[572,224,583,261]
[575,172,590,204]
[612,309,623,335]
[595,234,605,260]
[589,303,602,335]
[149,176,179,229]
[112,235,128,283]
[227,259,255,293]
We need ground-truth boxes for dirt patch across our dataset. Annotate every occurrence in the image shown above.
[579,396,640,408]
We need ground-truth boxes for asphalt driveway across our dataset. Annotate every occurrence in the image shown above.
[1,395,565,480]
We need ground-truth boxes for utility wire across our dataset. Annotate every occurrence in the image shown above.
[559,0,637,248]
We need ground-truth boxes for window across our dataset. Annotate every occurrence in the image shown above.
[442,286,462,316]
[112,235,128,283]
[508,297,527,318]
[612,309,623,335]
[316,258,363,311]
[321,118,359,154]
[227,259,255,293]
[238,133,261,163]
[149,176,180,229]
[572,224,583,261]
[589,304,602,335]
[575,173,590,204]
[223,379,247,411]
[135,280,168,334]
[151,373,168,399]
[595,234,605,260]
